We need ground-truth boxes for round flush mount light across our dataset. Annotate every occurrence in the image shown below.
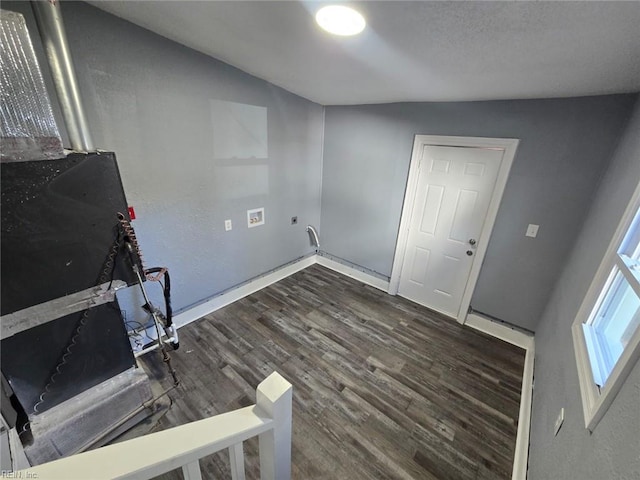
[315,5,366,36]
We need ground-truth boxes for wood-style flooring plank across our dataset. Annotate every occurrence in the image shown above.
[141,264,525,480]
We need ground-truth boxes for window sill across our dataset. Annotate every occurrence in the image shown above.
[573,320,640,431]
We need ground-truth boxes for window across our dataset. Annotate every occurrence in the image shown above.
[573,181,640,431]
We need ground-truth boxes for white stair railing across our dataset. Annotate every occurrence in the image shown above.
[17,372,292,480]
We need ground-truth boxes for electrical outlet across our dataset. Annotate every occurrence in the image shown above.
[526,224,539,238]
[224,219,232,231]
[291,216,298,225]
[553,407,565,436]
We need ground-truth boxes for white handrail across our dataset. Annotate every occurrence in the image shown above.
[18,372,292,480]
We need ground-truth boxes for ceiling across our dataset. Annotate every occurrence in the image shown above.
[88,1,640,105]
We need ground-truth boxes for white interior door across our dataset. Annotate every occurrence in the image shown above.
[397,142,505,319]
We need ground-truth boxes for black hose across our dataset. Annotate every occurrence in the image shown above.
[144,267,172,328]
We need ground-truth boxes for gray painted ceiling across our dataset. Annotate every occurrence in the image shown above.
[88,1,640,105]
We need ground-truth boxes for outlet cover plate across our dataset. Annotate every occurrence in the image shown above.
[248,207,265,228]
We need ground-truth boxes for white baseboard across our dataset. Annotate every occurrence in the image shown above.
[315,255,390,292]
[512,343,534,480]
[173,255,316,328]
[174,254,390,328]
[465,312,534,480]
[465,313,534,350]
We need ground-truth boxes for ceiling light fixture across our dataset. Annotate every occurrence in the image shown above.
[315,5,366,36]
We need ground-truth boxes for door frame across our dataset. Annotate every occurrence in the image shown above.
[388,135,519,324]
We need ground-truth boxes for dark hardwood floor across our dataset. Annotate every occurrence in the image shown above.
[143,264,525,480]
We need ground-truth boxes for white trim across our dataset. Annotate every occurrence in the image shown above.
[572,178,640,431]
[316,255,390,292]
[388,135,519,324]
[388,134,424,296]
[465,313,533,350]
[465,312,534,480]
[174,254,389,329]
[513,344,535,480]
[173,255,316,328]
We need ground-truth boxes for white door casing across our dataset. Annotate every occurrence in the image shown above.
[389,135,518,323]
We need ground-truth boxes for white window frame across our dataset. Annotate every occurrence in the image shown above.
[572,179,640,431]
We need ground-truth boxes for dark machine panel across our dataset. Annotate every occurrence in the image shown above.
[1,152,139,315]
[0,302,134,414]
[1,152,137,414]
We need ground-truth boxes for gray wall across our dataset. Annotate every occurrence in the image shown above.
[528,96,640,479]
[5,1,324,314]
[321,97,636,331]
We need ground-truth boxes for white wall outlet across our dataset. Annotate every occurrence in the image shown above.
[526,224,540,238]
[247,207,265,228]
[224,219,232,231]
[553,407,565,436]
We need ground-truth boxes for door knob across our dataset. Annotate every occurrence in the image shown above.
[469,238,477,246]
[466,250,473,256]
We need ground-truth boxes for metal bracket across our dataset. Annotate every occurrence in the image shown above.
[0,280,127,340]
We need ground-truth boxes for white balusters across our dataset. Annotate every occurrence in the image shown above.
[229,443,246,480]
[182,460,203,480]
